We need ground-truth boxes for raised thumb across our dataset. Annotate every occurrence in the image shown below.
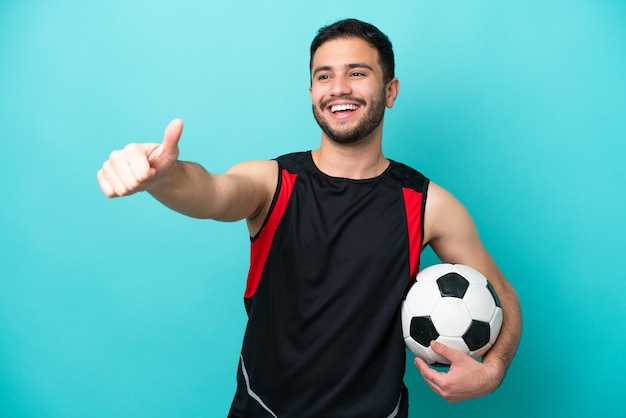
[162,118,184,152]
[149,119,183,165]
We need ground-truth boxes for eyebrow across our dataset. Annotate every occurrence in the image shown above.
[312,62,375,76]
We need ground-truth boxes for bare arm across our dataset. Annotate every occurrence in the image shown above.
[97,119,277,229]
[148,159,277,224]
[417,182,522,401]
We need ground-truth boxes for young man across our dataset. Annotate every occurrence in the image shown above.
[98,19,521,418]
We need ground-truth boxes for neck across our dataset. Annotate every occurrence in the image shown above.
[312,128,389,179]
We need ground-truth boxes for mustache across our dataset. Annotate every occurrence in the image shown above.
[320,96,367,109]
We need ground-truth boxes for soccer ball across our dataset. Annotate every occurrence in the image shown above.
[401,263,503,364]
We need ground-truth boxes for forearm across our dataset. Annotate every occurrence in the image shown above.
[482,279,522,383]
[147,159,276,222]
[147,161,225,219]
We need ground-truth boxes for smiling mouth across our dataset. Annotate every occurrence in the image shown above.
[330,103,360,113]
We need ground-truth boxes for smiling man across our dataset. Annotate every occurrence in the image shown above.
[97,18,521,418]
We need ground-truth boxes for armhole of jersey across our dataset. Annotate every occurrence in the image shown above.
[244,168,297,299]
[402,180,429,280]
[250,163,282,243]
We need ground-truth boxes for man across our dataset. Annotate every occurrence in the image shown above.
[98,18,521,418]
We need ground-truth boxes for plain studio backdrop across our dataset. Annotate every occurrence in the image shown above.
[1,1,625,417]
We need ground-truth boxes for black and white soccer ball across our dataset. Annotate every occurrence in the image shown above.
[402,263,503,364]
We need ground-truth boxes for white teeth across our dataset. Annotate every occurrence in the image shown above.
[330,104,359,113]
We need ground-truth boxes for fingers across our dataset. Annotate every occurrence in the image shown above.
[97,143,158,197]
[414,356,437,380]
[414,356,448,399]
[414,341,486,402]
[430,340,466,364]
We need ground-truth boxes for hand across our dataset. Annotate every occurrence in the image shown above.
[97,119,184,197]
[414,340,504,402]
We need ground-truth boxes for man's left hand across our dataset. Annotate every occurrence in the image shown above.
[414,340,504,402]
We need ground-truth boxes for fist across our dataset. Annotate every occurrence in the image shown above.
[97,119,183,197]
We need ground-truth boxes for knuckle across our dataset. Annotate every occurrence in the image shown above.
[109,147,125,158]
[128,178,142,191]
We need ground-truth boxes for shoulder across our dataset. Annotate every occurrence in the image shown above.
[424,182,482,260]
[388,160,428,179]
[425,182,457,207]
[386,160,430,191]
[226,159,278,178]
[275,151,312,173]
[225,158,278,196]
[424,182,473,242]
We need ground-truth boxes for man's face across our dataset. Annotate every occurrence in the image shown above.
[309,37,396,145]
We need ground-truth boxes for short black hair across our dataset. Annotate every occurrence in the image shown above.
[310,18,395,84]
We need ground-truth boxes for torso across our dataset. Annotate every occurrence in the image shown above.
[229,152,429,417]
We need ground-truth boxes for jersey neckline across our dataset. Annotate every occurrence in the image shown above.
[305,150,395,183]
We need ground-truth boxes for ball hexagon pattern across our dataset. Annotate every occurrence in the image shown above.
[401,264,503,365]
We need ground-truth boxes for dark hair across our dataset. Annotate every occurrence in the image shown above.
[310,18,395,84]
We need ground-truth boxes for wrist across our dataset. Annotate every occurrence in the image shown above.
[481,355,507,391]
[146,160,183,193]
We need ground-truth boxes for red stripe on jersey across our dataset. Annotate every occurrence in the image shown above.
[402,187,424,279]
[244,169,298,298]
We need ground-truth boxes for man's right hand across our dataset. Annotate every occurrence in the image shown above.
[97,119,184,198]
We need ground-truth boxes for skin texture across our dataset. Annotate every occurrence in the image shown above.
[97,36,521,403]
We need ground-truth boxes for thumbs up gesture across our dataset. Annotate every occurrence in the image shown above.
[97,119,184,197]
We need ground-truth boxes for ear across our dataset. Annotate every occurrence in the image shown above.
[385,77,400,108]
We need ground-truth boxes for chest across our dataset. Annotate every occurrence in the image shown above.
[273,176,410,280]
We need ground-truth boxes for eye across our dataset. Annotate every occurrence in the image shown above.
[318,74,331,81]
[350,71,366,77]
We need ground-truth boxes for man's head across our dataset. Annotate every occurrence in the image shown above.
[309,19,399,145]
[310,19,395,85]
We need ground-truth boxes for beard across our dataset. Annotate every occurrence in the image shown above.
[312,92,386,145]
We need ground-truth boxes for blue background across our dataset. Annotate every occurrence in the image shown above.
[1,0,625,416]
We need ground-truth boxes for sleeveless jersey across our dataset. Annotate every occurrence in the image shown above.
[228,151,429,418]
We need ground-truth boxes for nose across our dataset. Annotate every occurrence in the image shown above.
[330,74,352,97]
